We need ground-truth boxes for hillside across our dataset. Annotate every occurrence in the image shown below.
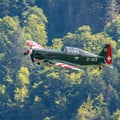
[0,0,120,120]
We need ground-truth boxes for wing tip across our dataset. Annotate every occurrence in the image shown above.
[25,40,44,49]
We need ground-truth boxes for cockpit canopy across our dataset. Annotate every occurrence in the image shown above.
[62,46,98,57]
[62,47,80,55]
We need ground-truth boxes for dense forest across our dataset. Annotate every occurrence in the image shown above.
[0,0,120,120]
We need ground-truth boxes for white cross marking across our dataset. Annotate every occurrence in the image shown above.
[107,56,111,61]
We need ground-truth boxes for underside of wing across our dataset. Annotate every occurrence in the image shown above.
[32,57,84,71]
[55,62,84,71]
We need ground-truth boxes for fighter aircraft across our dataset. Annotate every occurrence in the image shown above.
[24,40,113,71]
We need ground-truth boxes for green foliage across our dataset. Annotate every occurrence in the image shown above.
[0,1,120,120]
[14,87,29,103]
[0,16,19,49]
[76,96,96,120]
[14,66,30,104]
[16,66,30,87]
[0,84,6,94]
[105,15,120,40]
[22,6,48,45]
[105,0,119,23]
[0,0,36,18]
[52,38,63,49]
[22,6,47,24]
[111,109,120,120]
[0,53,5,60]
[76,94,110,120]
[47,72,59,79]
[69,72,83,84]
[4,75,13,84]
[34,95,41,102]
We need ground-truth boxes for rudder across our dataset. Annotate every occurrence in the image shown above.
[99,44,112,65]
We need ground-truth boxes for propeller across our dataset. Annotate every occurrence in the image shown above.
[23,40,44,65]
[23,48,35,63]
[23,49,30,56]
[30,54,34,63]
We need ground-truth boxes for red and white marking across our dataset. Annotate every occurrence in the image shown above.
[26,40,44,49]
[55,63,83,71]
[105,44,112,65]
[33,58,44,63]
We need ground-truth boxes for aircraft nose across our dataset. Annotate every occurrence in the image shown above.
[26,49,30,54]
[25,49,32,55]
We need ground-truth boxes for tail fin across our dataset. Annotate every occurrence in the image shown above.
[99,44,112,65]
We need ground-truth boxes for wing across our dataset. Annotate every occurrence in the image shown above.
[55,62,84,72]
[32,58,84,71]
[26,40,44,49]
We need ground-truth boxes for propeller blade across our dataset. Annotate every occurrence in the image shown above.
[30,54,34,63]
[23,49,31,56]
[23,52,28,56]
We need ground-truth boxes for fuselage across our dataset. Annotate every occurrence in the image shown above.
[31,48,105,66]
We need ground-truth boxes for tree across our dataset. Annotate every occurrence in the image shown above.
[16,66,30,87]
[22,6,48,45]
[0,16,24,80]
[15,66,30,104]
[75,94,110,120]
[104,15,120,40]
[0,0,10,17]
[0,0,36,18]
[105,0,119,23]
[111,109,120,120]
[14,86,29,103]
[75,96,96,120]
[51,38,63,49]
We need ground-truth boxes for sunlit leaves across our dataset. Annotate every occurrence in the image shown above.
[0,16,18,35]
[55,95,67,107]
[17,66,30,87]
[76,25,92,36]
[47,72,59,79]
[76,94,110,120]
[0,85,6,94]
[22,6,48,45]
[4,75,13,84]
[34,95,41,102]
[14,87,29,103]
[76,96,96,120]
[32,81,43,89]
[111,109,120,120]
[104,14,120,40]
[52,38,63,49]
[14,66,30,103]
[0,53,5,60]
[69,72,83,84]
[89,68,102,77]
[22,6,48,24]
[0,16,19,49]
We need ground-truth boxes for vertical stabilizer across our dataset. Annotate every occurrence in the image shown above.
[99,44,112,65]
